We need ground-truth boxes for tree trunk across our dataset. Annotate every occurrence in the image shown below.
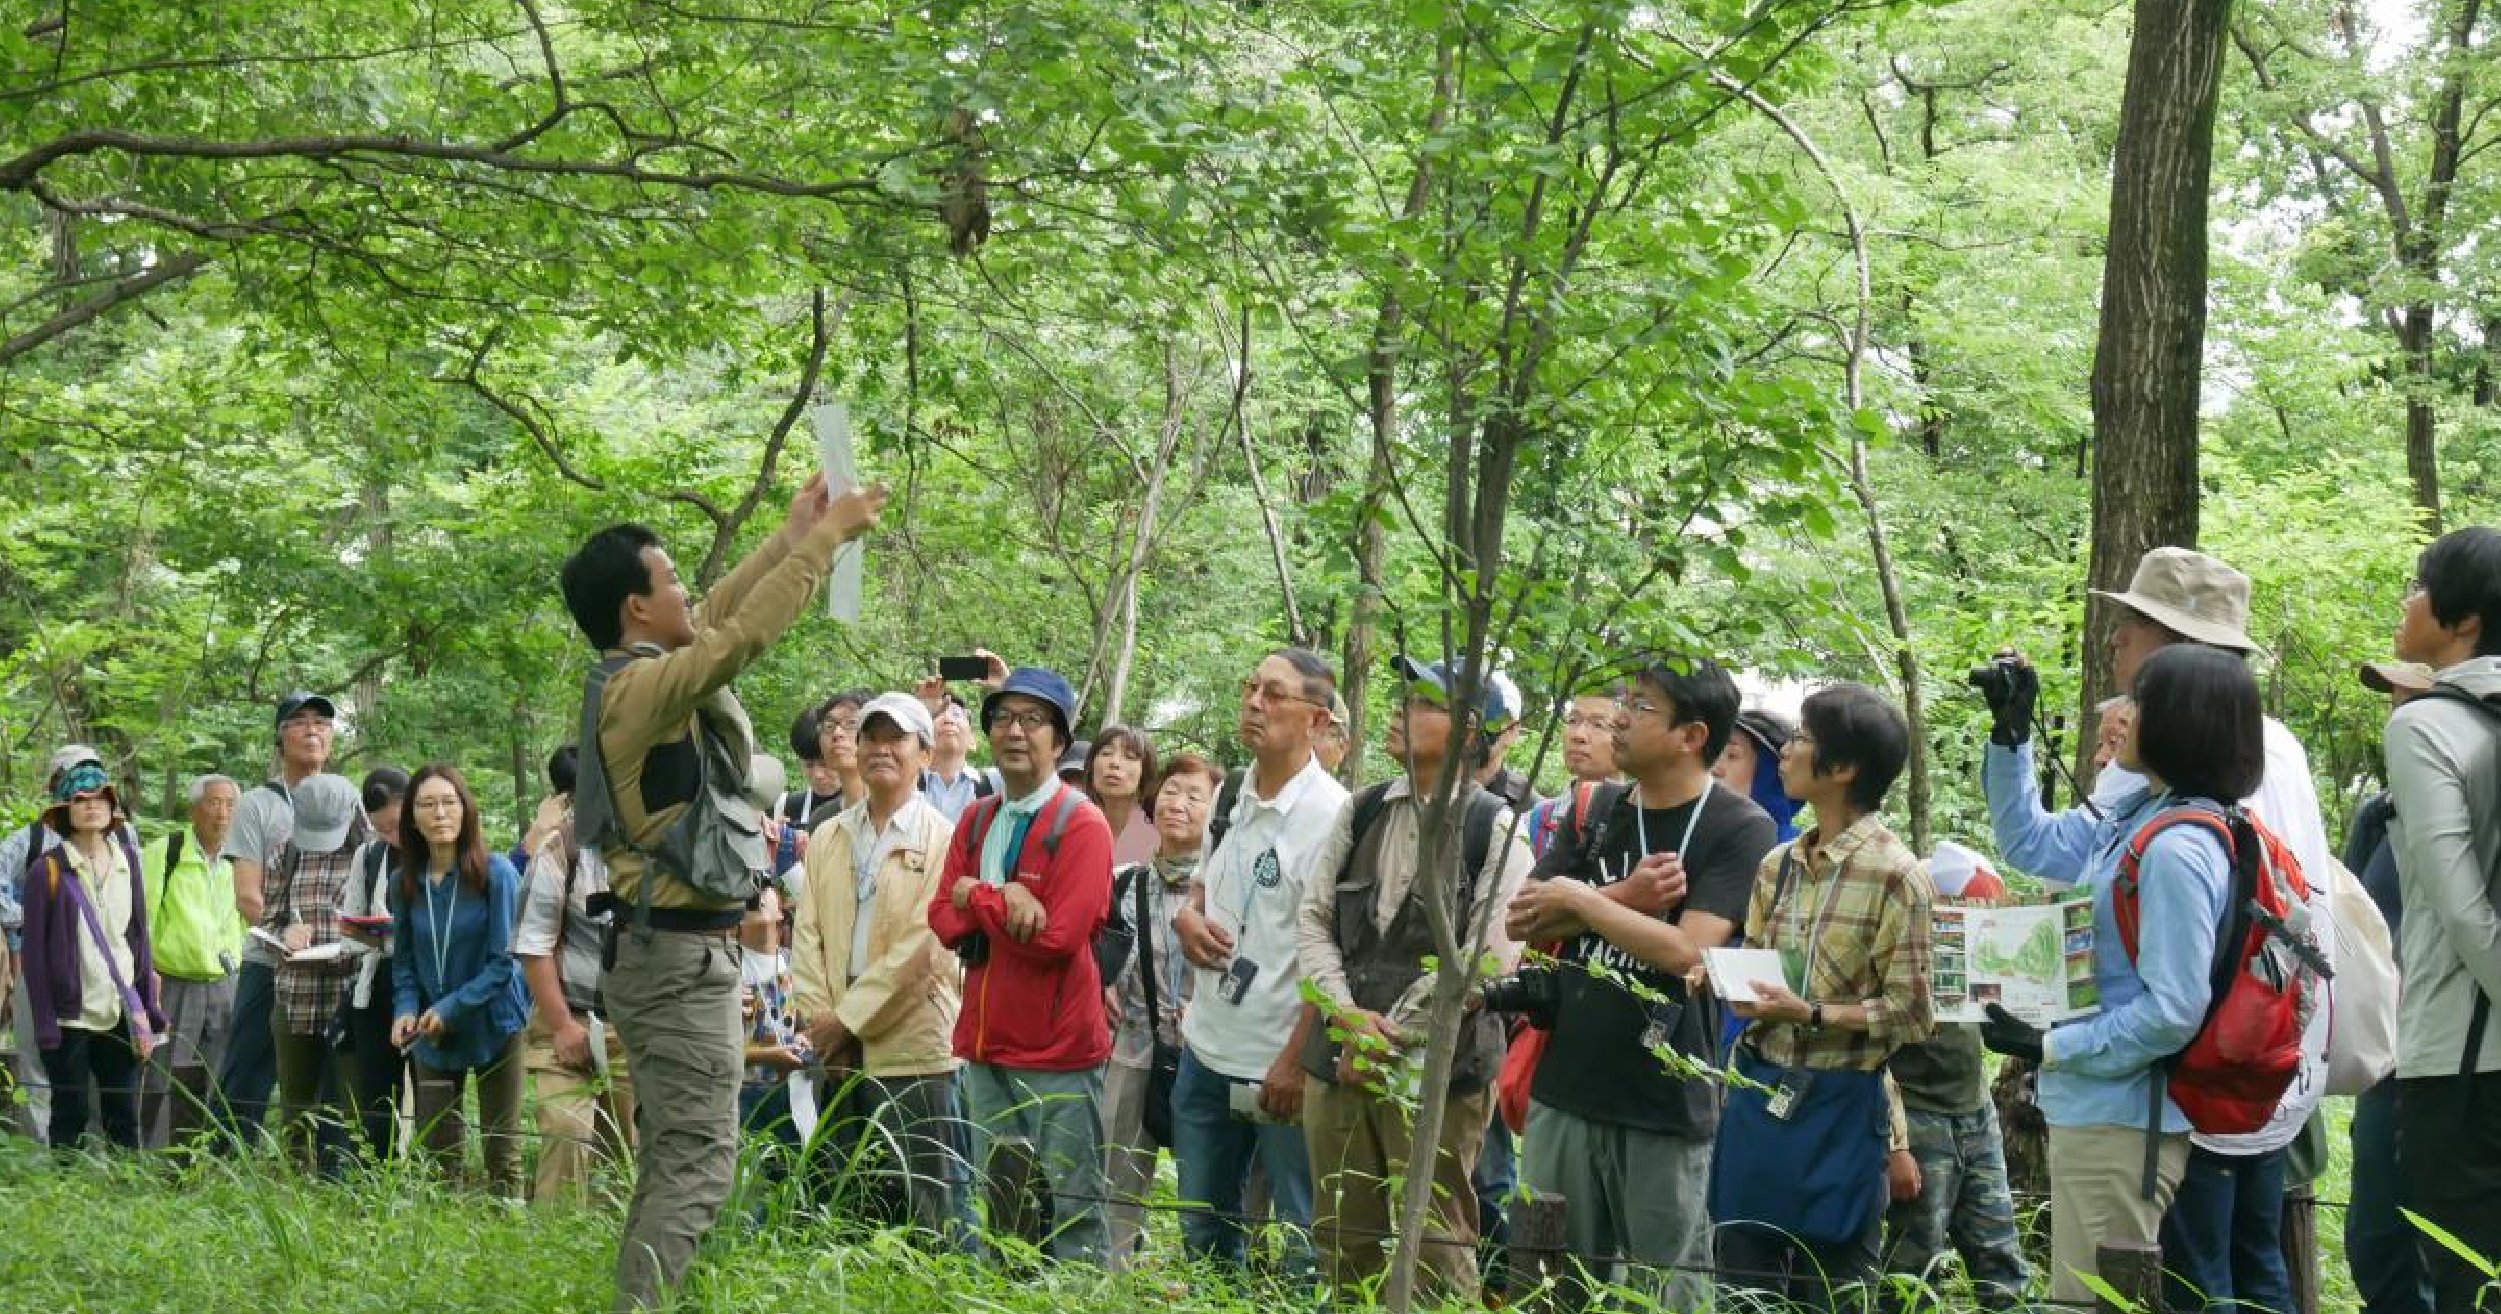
[2078,0,2233,753]
[2401,303,2444,534]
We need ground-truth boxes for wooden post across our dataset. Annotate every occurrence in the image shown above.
[1504,1193,1570,1313]
[2280,1183,2319,1314]
[2094,1240,2165,1313]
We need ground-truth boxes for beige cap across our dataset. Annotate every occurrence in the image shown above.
[2359,660,2436,694]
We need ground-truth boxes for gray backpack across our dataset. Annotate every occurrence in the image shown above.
[572,652,770,936]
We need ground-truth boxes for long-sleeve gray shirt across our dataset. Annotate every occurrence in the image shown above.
[2387,654,2501,1079]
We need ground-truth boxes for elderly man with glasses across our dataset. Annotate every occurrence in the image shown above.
[1168,647,1353,1279]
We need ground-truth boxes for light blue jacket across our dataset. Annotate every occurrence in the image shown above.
[1984,743,2229,1132]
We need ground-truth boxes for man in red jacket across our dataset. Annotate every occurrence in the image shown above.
[927,665,1115,1265]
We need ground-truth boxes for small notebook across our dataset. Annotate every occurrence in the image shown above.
[1703,946,1793,1005]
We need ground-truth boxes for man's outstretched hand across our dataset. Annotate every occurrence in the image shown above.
[830,482,890,543]
[782,472,891,548]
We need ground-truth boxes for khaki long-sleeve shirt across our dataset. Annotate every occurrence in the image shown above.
[595,514,854,910]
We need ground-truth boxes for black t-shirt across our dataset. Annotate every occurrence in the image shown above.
[1888,1025,1987,1115]
[1529,781,1777,1137]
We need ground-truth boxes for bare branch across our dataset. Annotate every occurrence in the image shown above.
[0,251,209,365]
[691,288,847,587]
[0,127,892,199]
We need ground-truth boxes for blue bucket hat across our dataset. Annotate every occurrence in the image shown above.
[1393,655,1519,733]
[982,667,1079,744]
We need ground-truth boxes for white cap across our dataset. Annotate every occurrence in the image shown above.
[746,754,788,812]
[859,692,936,746]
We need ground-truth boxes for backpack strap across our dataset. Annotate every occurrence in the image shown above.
[2111,805,2237,963]
[1459,788,1504,897]
[1207,769,1247,856]
[955,794,1006,881]
[1334,782,1398,888]
[1037,785,1083,858]
[153,828,188,927]
[1571,781,1633,872]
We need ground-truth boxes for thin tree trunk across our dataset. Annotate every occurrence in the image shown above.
[1341,34,1458,788]
[2078,0,2233,759]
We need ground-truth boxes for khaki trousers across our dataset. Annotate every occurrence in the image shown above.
[2046,1123,2188,1304]
[607,929,741,1312]
[524,1014,636,1206]
[412,1032,527,1198]
[1305,1076,1490,1304]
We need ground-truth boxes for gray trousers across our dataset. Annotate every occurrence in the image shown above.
[963,1062,1111,1266]
[1520,1100,1715,1312]
[608,929,742,1312]
[8,958,51,1142]
[142,973,235,1148]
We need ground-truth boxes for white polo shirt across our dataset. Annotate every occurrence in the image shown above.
[1180,752,1350,1080]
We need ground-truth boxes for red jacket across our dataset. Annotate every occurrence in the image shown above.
[926,783,1114,1070]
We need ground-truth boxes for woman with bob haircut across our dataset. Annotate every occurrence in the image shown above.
[1977,644,2261,1304]
[1084,724,1161,867]
[390,763,530,1196]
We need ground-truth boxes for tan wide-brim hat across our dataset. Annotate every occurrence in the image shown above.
[2359,660,2436,694]
[2090,546,2259,653]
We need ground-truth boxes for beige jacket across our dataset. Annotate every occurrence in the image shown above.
[791,796,961,1076]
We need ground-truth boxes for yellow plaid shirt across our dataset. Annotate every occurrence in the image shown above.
[1742,813,1935,1072]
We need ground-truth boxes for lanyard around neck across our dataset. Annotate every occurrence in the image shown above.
[1632,777,1712,863]
[425,866,460,993]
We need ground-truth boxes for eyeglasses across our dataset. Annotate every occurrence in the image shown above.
[1620,697,1667,718]
[988,709,1056,734]
[1241,678,1325,710]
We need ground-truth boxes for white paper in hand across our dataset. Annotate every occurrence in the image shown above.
[788,1070,820,1140]
[808,402,865,623]
[1704,946,1792,1005]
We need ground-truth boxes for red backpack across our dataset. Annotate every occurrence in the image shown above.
[2113,805,2328,1137]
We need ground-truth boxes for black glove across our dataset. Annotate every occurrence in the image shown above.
[1978,1002,2044,1064]
[1980,660,2038,748]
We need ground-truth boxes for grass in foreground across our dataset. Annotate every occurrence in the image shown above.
[0,1139,1223,1314]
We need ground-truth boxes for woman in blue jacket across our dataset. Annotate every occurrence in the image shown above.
[1977,645,2255,1306]
[390,763,529,1198]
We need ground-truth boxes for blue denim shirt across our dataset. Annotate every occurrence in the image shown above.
[1983,743,2229,1132]
[390,853,529,1071]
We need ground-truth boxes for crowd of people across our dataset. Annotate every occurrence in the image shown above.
[1,471,2495,1314]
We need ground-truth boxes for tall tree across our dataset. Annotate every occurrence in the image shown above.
[2232,0,2498,533]
[2079,0,2236,749]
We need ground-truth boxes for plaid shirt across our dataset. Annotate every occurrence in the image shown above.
[270,844,359,1037]
[1743,813,1935,1071]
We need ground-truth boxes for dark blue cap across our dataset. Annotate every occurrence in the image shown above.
[1393,655,1519,732]
[982,667,1078,743]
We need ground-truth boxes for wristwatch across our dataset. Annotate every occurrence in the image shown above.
[1807,1001,1826,1032]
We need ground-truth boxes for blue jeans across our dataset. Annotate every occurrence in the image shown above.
[1476,1115,1517,1284]
[1172,1047,1315,1275]
[2159,1144,2291,1313]
[2347,1081,2431,1314]
[210,961,279,1150]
